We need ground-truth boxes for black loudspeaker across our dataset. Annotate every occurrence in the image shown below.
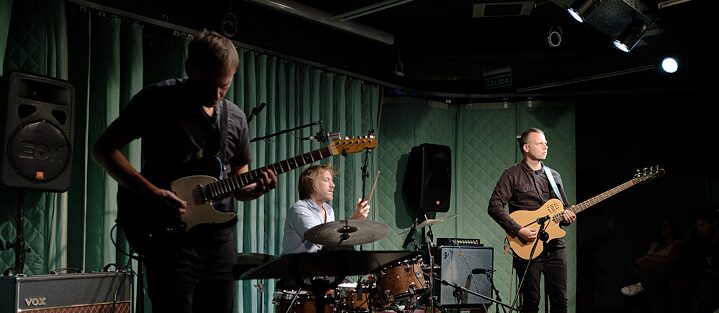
[403,143,451,212]
[436,245,494,307]
[0,71,74,192]
[0,272,132,313]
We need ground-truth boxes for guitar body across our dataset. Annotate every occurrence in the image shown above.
[117,156,230,255]
[507,199,567,260]
[171,175,236,231]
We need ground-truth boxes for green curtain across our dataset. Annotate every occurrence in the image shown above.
[228,51,380,312]
[0,0,67,275]
[0,0,11,71]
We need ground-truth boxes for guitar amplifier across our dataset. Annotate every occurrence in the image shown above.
[435,245,494,308]
[0,272,133,313]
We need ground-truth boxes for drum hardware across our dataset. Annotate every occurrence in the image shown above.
[240,251,419,313]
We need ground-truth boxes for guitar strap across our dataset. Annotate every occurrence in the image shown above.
[543,164,563,202]
[219,99,229,178]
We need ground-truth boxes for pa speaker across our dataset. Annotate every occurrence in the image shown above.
[436,245,494,307]
[0,71,74,192]
[403,143,451,212]
[0,272,132,313]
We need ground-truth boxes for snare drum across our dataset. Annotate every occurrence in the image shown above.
[376,258,427,303]
[334,282,372,312]
[273,290,333,313]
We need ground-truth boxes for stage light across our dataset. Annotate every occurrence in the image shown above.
[567,0,601,23]
[661,57,678,73]
[612,20,647,52]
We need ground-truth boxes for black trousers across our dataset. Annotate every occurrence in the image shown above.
[144,226,236,313]
[513,246,568,313]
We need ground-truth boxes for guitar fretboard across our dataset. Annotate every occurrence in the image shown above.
[206,146,333,200]
[550,169,661,224]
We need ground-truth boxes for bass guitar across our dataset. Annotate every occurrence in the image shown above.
[507,166,664,260]
[118,136,377,255]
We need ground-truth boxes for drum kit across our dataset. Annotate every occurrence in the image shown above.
[237,215,506,313]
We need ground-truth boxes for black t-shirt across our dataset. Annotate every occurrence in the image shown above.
[117,78,252,212]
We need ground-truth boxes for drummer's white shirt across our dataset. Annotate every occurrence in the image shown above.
[281,199,335,254]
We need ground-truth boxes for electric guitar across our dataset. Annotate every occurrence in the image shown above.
[117,136,377,255]
[507,166,664,260]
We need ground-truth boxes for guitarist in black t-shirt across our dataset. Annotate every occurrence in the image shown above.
[93,30,277,313]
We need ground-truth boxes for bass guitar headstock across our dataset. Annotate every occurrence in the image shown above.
[328,135,378,156]
[633,165,665,184]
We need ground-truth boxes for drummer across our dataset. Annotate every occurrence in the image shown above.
[281,164,371,254]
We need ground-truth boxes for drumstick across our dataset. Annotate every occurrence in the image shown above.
[363,170,381,203]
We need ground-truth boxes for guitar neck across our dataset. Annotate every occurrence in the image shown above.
[571,179,637,214]
[548,166,662,224]
[552,179,638,224]
[206,146,333,200]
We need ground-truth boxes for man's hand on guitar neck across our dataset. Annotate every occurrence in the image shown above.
[234,168,278,201]
[562,209,577,223]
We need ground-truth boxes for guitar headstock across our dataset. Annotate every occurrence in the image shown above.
[328,135,378,156]
[632,166,665,184]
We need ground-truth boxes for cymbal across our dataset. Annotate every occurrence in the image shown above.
[304,219,390,246]
[233,253,277,279]
[416,214,457,229]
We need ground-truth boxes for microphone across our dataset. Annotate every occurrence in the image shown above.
[402,226,417,249]
[536,215,550,224]
[247,102,267,122]
[302,128,329,142]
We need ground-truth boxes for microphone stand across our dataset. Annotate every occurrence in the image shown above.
[250,120,322,143]
[511,215,550,312]
[436,277,517,312]
[356,129,374,305]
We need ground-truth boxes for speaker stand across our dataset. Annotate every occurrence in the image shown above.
[3,190,29,276]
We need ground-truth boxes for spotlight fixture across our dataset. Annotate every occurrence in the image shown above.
[612,19,647,53]
[567,0,601,23]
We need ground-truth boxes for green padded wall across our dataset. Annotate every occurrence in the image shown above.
[377,97,576,312]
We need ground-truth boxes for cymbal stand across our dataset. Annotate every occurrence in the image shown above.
[254,281,265,313]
